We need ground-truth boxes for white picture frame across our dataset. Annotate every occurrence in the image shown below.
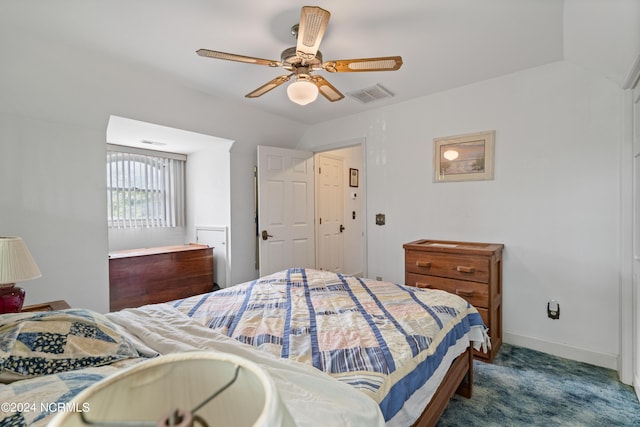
[433,130,495,183]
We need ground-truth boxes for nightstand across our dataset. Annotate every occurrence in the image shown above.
[21,300,71,312]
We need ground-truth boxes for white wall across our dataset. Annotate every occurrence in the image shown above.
[0,113,111,312]
[108,228,187,252]
[298,61,624,368]
[185,143,233,243]
[0,23,306,312]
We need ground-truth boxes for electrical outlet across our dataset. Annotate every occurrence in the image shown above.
[376,276,382,281]
[547,300,560,319]
[375,213,385,225]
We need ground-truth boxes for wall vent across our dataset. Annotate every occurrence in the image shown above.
[347,84,394,104]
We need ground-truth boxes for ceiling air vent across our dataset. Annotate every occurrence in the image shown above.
[347,84,394,104]
[140,140,167,147]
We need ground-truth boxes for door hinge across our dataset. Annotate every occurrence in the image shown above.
[319,218,322,224]
[318,167,321,174]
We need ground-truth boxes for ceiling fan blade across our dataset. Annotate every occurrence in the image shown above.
[310,75,344,102]
[322,56,403,72]
[296,6,330,61]
[245,74,293,98]
[196,49,281,67]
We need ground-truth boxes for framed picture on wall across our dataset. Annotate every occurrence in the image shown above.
[349,168,359,187]
[433,130,495,182]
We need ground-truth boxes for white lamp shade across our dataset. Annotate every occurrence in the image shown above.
[287,80,319,105]
[0,237,41,285]
[49,352,295,427]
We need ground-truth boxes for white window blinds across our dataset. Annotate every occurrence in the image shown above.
[107,145,186,228]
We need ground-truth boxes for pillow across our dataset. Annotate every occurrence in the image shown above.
[0,309,140,383]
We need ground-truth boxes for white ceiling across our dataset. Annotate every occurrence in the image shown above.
[1,1,637,126]
[106,115,233,155]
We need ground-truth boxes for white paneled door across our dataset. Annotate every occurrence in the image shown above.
[257,146,315,276]
[316,153,344,273]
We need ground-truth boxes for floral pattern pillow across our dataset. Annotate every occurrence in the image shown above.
[0,309,139,383]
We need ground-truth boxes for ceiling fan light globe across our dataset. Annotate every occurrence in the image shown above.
[287,80,319,105]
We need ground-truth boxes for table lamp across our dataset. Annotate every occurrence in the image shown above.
[0,236,42,313]
[49,351,295,427]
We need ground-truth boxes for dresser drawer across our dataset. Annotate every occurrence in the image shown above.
[406,272,489,308]
[405,250,490,283]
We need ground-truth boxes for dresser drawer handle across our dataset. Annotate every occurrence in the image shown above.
[416,261,432,268]
[456,289,475,298]
[415,282,433,289]
[456,265,476,273]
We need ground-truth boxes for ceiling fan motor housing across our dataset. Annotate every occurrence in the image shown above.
[281,47,323,68]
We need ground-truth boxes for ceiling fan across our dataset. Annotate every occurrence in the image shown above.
[196,6,403,105]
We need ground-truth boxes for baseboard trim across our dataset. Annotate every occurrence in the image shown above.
[503,331,618,371]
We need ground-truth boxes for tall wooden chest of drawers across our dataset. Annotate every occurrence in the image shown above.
[403,239,503,362]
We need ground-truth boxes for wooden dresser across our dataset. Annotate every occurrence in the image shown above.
[403,239,503,362]
[109,244,214,311]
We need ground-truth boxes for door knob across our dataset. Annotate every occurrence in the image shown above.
[261,230,273,240]
[339,224,345,233]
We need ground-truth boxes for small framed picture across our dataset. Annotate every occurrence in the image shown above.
[433,130,495,183]
[349,168,359,187]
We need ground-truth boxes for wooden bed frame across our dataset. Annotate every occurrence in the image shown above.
[412,345,474,427]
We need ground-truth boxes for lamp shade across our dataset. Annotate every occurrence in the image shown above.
[287,79,319,105]
[0,237,41,285]
[49,352,295,427]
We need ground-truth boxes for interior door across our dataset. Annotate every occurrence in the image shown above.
[316,153,344,273]
[257,146,315,276]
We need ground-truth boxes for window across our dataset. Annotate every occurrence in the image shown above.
[107,144,186,228]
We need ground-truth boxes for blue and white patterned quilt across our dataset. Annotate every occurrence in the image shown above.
[170,268,489,422]
[0,360,142,426]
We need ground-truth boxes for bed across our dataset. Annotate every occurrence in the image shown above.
[0,268,489,426]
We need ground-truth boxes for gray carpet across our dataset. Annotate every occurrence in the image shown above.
[437,344,640,426]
